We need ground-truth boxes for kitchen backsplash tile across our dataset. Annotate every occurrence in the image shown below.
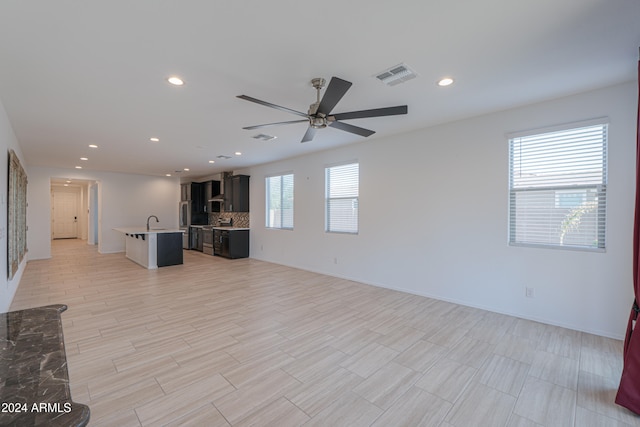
[209,212,250,228]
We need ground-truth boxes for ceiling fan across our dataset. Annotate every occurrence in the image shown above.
[237,77,408,143]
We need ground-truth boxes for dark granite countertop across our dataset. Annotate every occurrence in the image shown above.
[0,304,90,426]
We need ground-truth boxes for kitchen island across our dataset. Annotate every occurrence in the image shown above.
[114,228,184,269]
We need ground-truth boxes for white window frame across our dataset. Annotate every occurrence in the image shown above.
[325,161,359,234]
[265,173,294,230]
[508,119,608,251]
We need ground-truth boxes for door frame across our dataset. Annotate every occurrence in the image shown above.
[51,186,81,239]
[49,178,101,247]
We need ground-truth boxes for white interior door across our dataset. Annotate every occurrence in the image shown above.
[52,189,79,239]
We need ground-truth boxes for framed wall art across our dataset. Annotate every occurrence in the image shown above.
[8,149,27,280]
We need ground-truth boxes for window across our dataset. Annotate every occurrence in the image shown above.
[508,120,607,250]
[266,173,294,229]
[325,162,359,234]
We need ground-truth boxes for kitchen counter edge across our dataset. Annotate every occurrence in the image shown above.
[190,226,250,231]
[114,227,185,235]
[211,227,250,231]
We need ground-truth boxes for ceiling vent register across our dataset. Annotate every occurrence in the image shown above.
[375,63,418,86]
[252,133,277,141]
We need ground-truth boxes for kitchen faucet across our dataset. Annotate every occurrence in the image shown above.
[146,215,159,230]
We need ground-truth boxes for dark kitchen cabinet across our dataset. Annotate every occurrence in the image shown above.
[190,226,203,252]
[213,229,249,259]
[204,181,212,203]
[229,230,249,258]
[190,182,207,225]
[224,175,250,212]
[157,232,184,267]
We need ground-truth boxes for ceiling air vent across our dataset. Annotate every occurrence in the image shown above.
[375,63,417,86]
[217,155,232,160]
[252,133,277,141]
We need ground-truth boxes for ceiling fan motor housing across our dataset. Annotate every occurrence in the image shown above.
[310,116,327,129]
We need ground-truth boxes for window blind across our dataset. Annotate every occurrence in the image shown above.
[326,162,359,234]
[266,174,294,229]
[509,123,607,250]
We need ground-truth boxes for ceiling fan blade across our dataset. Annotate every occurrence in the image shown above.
[237,95,308,118]
[329,121,375,137]
[242,119,308,130]
[317,77,352,116]
[301,127,317,143]
[332,105,408,121]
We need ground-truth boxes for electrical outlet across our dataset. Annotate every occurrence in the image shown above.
[525,287,534,298]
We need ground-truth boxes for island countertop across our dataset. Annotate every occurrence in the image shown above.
[113,228,184,269]
[113,227,185,235]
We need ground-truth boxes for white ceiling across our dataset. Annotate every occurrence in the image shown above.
[0,0,638,180]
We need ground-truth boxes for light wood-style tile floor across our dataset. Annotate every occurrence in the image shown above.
[10,239,640,427]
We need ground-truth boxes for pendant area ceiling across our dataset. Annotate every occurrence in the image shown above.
[0,0,638,179]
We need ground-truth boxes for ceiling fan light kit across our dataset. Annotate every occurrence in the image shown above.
[237,76,408,143]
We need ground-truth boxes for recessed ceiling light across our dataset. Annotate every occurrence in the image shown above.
[165,174,172,177]
[150,137,160,142]
[64,184,69,187]
[66,180,71,183]
[75,166,82,169]
[80,157,88,161]
[184,168,190,171]
[208,160,215,164]
[167,76,184,86]
[89,144,98,148]
[235,152,242,156]
[437,77,454,87]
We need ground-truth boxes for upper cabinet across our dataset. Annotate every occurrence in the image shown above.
[181,180,222,219]
[190,182,208,225]
[183,176,246,214]
[224,175,250,212]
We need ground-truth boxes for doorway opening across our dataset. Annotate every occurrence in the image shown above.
[50,178,99,245]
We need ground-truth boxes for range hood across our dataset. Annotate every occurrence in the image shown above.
[208,171,231,202]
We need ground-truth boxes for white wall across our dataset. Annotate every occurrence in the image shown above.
[27,167,180,259]
[0,100,27,312]
[247,82,637,339]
